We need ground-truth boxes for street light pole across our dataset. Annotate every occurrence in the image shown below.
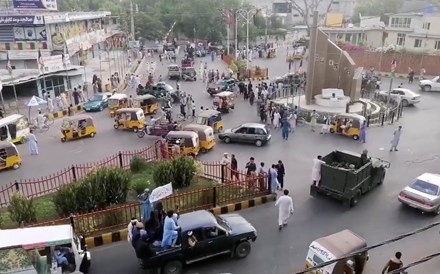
[246,11,249,69]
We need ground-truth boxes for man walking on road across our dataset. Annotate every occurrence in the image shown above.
[275,189,294,230]
[390,126,402,152]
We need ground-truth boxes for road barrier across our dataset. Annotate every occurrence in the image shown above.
[0,141,268,207]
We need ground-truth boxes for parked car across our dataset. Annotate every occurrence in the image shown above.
[138,210,257,274]
[218,123,271,147]
[398,173,440,215]
[137,82,180,103]
[376,88,421,106]
[419,76,440,92]
[207,78,236,96]
[83,92,112,112]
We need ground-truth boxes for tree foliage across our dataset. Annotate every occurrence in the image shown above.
[353,0,404,22]
[289,0,334,35]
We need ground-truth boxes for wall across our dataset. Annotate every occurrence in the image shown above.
[347,50,440,75]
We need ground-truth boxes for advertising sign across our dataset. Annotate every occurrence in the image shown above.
[0,15,44,25]
[13,0,58,11]
[39,54,71,74]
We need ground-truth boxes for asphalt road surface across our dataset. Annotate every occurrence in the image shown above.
[4,48,440,273]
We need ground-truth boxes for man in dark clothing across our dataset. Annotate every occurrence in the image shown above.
[245,157,256,176]
[360,149,369,167]
[231,154,239,181]
[277,160,285,189]
[382,252,403,273]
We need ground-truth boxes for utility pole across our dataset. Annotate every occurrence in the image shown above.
[130,1,135,41]
[264,7,271,47]
[305,11,318,105]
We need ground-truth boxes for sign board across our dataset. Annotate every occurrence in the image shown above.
[149,183,173,203]
[128,40,140,49]
[39,54,71,74]
[13,0,58,11]
[0,15,44,25]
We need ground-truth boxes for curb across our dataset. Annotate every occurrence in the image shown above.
[48,105,83,121]
[243,77,269,81]
[375,72,431,81]
[84,194,275,249]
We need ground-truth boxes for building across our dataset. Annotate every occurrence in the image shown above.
[0,10,124,101]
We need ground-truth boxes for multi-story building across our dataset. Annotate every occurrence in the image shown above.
[0,10,123,99]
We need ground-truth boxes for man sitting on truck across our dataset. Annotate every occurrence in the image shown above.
[360,149,370,167]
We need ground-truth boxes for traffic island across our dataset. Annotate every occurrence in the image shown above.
[84,194,275,248]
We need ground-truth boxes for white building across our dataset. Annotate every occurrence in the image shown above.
[0,11,123,99]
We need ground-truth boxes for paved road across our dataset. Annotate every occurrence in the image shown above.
[4,47,440,273]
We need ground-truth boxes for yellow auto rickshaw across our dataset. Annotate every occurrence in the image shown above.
[166,131,200,157]
[60,114,97,142]
[305,229,368,274]
[134,94,160,115]
[113,108,145,132]
[196,109,223,133]
[267,48,276,58]
[214,91,235,113]
[329,113,366,140]
[183,124,216,152]
[0,141,22,171]
[108,93,128,117]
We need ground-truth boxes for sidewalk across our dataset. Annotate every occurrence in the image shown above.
[2,50,140,118]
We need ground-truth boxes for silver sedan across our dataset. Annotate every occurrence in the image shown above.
[398,173,440,215]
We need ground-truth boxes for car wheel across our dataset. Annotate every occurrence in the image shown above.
[133,127,138,133]
[329,128,335,134]
[352,135,359,140]
[162,260,183,274]
[423,85,431,92]
[19,137,26,144]
[349,190,362,208]
[401,99,409,107]
[12,163,20,169]
[113,123,119,129]
[137,131,145,138]
[234,241,251,259]
[255,140,263,147]
[224,137,231,143]
[61,137,66,142]
[90,132,95,138]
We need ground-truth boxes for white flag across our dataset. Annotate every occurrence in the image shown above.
[149,183,173,203]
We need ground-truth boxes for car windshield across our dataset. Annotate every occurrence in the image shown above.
[89,95,103,101]
[410,179,439,196]
[215,216,231,231]
[231,126,240,132]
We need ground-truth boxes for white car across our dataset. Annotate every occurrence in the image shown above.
[376,88,421,106]
[419,76,440,92]
[398,173,440,215]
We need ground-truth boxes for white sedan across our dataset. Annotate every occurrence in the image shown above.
[419,76,440,92]
[376,88,421,106]
[398,173,440,215]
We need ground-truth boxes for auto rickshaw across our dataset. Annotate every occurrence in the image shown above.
[196,109,223,133]
[0,114,30,144]
[0,141,22,170]
[214,91,235,113]
[61,114,97,142]
[166,131,200,157]
[113,108,145,132]
[181,66,197,81]
[108,93,128,117]
[183,124,216,152]
[267,48,276,58]
[305,229,368,274]
[134,94,160,115]
[167,64,181,80]
[329,113,366,140]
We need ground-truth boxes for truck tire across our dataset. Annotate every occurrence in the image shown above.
[162,260,183,274]
[349,190,362,208]
[234,241,251,259]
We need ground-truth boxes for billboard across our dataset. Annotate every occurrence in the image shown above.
[13,0,58,11]
[0,15,44,25]
[272,2,292,14]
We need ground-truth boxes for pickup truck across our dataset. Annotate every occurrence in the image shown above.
[139,210,257,274]
[310,150,390,207]
[207,78,236,96]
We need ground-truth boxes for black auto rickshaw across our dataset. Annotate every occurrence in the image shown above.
[196,109,223,133]
[181,67,197,81]
[305,229,368,274]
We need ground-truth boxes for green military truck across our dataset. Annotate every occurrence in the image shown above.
[310,150,390,207]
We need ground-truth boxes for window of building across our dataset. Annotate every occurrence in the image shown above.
[422,22,431,30]
[434,41,440,50]
[397,33,406,46]
[414,39,422,48]
[390,17,412,28]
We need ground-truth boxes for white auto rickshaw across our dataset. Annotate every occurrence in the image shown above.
[0,224,91,274]
[0,114,30,144]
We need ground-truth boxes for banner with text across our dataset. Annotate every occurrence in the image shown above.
[13,0,58,11]
[0,15,44,25]
[39,54,71,75]
[149,183,173,203]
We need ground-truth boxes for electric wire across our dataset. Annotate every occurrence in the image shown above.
[388,252,440,274]
[294,221,440,274]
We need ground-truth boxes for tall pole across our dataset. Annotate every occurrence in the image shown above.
[130,1,135,41]
[235,12,238,56]
[99,51,103,80]
[264,7,269,47]
[227,20,230,56]
[246,11,249,69]
[12,83,19,113]
[305,11,318,105]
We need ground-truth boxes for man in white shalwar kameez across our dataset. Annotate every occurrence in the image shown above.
[312,155,325,186]
[275,189,294,230]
